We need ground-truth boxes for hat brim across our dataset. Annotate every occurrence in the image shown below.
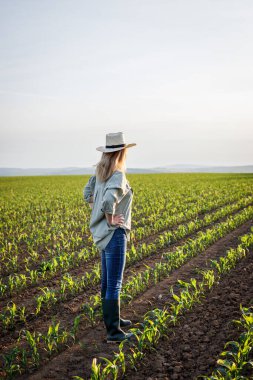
[96,143,136,152]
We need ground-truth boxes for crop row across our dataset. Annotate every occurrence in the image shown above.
[201,304,253,379]
[84,228,253,380]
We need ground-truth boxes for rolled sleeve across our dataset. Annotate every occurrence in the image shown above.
[101,187,123,214]
[83,175,96,203]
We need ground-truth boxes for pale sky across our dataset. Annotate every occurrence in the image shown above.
[0,0,252,168]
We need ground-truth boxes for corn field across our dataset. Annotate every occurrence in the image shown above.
[0,173,253,380]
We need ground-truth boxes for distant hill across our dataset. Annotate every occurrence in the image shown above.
[153,165,253,173]
[0,165,252,177]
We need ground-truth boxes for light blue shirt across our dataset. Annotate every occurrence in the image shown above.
[83,170,134,252]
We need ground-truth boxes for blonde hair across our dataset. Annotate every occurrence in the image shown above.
[94,148,127,182]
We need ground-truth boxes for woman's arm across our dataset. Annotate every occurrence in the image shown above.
[101,172,125,226]
[83,176,96,205]
[102,188,120,224]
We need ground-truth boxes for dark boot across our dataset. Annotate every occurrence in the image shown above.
[101,294,132,327]
[119,317,132,327]
[102,298,134,343]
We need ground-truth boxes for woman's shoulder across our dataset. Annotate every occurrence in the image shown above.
[113,169,125,177]
[107,170,126,189]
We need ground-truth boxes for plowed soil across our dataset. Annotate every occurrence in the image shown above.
[20,220,253,380]
[124,245,253,379]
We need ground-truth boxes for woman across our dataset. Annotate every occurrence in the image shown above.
[83,132,137,343]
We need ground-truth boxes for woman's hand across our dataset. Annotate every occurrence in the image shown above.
[105,213,125,226]
[112,214,125,226]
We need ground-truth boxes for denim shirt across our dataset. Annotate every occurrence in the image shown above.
[83,170,134,252]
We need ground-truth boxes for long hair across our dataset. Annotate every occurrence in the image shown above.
[95,148,127,182]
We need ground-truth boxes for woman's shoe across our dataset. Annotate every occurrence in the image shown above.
[102,298,134,344]
[107,331,134,344]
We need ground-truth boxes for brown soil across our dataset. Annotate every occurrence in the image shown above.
[123,248,253,379]
[18,220,253,380]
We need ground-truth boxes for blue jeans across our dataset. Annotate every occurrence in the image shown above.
[101,227,127,300]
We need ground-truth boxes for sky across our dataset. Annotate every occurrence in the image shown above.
[0,0,252,169]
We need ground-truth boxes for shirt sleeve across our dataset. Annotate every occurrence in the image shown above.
[101,171,126,214]
[101,186,124,214]
[83,175,96,203]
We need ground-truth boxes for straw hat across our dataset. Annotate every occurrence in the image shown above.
[96,132,137,153]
